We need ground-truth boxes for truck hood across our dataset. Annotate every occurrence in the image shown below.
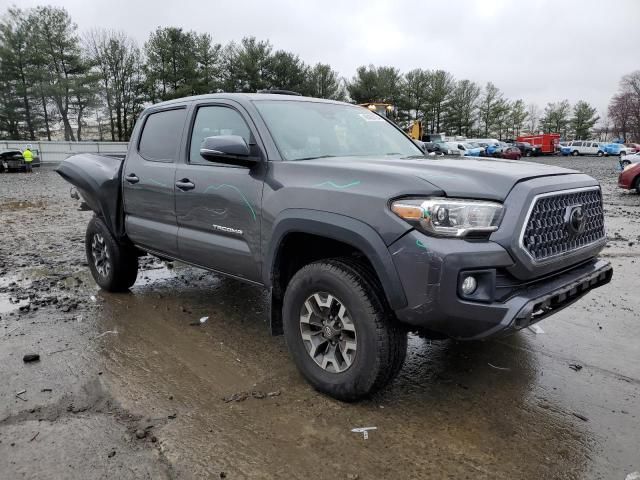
[307,156,578,200]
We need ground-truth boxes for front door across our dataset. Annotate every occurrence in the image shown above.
[175,102,265,283]
[123,107,187,254]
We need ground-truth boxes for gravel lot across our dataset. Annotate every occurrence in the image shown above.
[1,156,639,479]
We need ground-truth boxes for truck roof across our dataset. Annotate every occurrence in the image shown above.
[147,93,348,111]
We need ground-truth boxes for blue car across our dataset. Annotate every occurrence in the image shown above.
[560,145,572,156]
[604,143,630,156]
[460,142,484,157]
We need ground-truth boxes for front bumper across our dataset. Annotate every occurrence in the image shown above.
[389,231,613,340]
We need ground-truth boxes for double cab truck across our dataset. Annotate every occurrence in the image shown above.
[57,93,613,401]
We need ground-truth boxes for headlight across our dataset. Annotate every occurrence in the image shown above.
[390,197,504,237]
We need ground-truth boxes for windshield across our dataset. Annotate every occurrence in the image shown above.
[253,100,422,161]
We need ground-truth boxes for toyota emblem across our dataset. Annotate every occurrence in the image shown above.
[565,205,586,236]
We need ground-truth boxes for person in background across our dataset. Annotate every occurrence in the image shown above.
[22,147,33,173]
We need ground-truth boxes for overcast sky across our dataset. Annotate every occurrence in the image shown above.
[5,0,639,118]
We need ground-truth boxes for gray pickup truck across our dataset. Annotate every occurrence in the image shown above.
[57,93,613,401]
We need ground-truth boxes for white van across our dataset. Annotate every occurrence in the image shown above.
[566,141,606,156]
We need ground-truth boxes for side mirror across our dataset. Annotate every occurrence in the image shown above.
[200,135,253,162]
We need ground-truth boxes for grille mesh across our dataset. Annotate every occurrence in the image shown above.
[522,188,605,261]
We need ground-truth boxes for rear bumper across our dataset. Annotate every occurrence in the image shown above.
[389,231,612,340]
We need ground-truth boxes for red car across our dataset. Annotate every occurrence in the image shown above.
[618,162,640,193]
[625,143,640,154]
[501,146,522,160]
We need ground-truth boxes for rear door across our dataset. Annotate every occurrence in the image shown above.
[175,101,266,283]
[123,106,188,254]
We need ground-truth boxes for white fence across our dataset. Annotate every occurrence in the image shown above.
[0,140,129,164]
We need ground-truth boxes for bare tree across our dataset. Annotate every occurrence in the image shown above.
[526,104,540,134]
[84,29,143,141]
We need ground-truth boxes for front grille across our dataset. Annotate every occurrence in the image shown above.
[521,187,605,261]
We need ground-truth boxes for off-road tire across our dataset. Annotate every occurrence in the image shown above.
[85,216,138,292]
[283,258,407,401]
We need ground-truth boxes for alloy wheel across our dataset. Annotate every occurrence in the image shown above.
[299,292,357,373]
[91,233,111,278]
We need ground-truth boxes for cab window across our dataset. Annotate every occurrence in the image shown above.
[189,106,251,165]
[138,108,186,162]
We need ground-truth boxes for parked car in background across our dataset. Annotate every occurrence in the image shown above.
[513,141,536,157]
[620,151,640,167]
[604,143,630,157]
[501,146,522,160]
[0,148,41,172]
[618,161,640,193]
[422,141,439,153]
[561,141,605,156]
[487,142,511,157]
[432,141,464,155]
[458,142,484,157]
[466,138,501,155]
[1,150,25,172]
[624,143,640,153]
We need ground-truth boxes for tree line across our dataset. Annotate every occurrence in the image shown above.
[0,5,636,143]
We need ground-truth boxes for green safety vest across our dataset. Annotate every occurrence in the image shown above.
[23,150,33,162]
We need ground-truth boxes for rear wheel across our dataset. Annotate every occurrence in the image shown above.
[635,176,640,194]
[86,216,138,292]
[283,259,407,401]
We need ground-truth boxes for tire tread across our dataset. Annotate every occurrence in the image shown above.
[283,258,407,401]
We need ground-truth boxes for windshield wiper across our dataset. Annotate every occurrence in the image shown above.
[294,155,337,161]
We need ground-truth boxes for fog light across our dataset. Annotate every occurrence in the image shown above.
[461,276,477,295]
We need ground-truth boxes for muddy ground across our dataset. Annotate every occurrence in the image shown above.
[0,157,638,479]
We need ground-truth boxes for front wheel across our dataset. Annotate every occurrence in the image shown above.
[597,151,604,157]
[85,216,138,292]
[572,150,579,156]
[283,259,407,401]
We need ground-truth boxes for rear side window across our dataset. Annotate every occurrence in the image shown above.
[138,108,186,162]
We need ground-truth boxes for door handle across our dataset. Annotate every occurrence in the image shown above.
[175,179,195,191]
[125,173,139,184]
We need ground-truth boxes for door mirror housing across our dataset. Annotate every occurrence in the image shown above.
[200,135,255,164]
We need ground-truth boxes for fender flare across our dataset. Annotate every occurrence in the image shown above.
[264,209,408,310]
[56,160,125,240]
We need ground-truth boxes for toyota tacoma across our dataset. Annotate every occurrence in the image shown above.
[56,93,613,401]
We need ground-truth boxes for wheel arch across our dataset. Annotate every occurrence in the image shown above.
[265,210,408,335]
